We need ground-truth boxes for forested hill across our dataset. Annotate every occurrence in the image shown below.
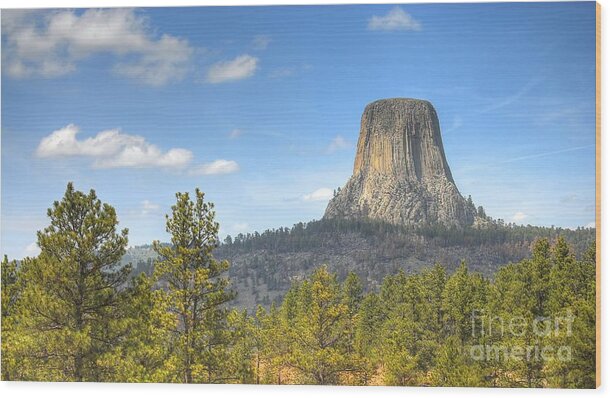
[3,185,596,386]
[124,218,594,309]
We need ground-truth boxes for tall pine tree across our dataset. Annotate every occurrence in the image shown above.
[13,183,130,381]
[153,188,235,383]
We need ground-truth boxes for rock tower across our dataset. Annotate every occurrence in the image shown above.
[324,98,474,227]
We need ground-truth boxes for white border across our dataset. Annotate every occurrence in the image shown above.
[0,0,607,396]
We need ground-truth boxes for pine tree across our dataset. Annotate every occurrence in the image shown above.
[416,265,447,375]
[12,183,130,381]
[153,188,235,383]
[342,272,363,354]
[546,239,596,388]
[96,272,173,382]
[1,255,22,380]
[378,272,424,385]
[442,262,487,346]
[226,309,257,384]
[354,292,384,384]
[262,303,291,384]
[432,335,485,387]
[283,266,356,384]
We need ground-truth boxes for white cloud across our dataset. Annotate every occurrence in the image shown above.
[228,129,242,139]
[585,221,596,228]
[368,7,422,31]
[2,8,193,85]
[252,35,271,50]
[113,34,193,86]
[326,135,351,154]
[24,242,40,258]
[97,147,192,169]
[303,188,334,202]
[36,124,193,169]
[141,200,160,215]
[512,211,528,222]
[206,55,258,84]
[192,159,240,175]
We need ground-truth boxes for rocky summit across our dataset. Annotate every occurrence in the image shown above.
[324,98,475,227]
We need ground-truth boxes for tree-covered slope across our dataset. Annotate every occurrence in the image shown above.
[124,218,594,309]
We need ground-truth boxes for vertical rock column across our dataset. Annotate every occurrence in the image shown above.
[325,98,474,227]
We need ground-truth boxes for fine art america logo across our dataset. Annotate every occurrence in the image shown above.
[469,310,575,362]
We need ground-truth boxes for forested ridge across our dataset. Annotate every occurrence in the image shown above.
[126,214,594,309]
[1,184,596,387]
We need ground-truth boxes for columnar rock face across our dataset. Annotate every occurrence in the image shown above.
[324,98,475,227]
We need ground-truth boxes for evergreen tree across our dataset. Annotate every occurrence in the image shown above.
[442,262,488,346]
[1,255,22,380]
[354,292,384,383]
[96,272,173,382]
[226,309,257,384]
[432,335,485,387]
[546,239,596,388]
[10,183,130,381]
[282,267,357,384]
[342,272,363,354]
[261,303,292,384]
[153,188,235,383]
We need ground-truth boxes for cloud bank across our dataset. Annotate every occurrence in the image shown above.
[2,8,193,86]
[36,125,239,176]
[36,124,193,169]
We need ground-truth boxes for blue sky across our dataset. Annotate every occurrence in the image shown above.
[1,2,597,259]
